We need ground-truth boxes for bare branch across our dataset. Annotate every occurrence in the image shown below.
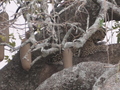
[31,47,59,65]
[64,0,108,49]
[108,1,120,16]
[56,0,87,17]
[62,27,74,45]
[13,39,30,51]
[31,56,42,66]
[0,43,14,50]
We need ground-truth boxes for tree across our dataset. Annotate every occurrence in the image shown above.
[0,0,120,90]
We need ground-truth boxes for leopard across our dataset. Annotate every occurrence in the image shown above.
[78,27,106,57]
[46,1,106,64]
[46,27,106,64]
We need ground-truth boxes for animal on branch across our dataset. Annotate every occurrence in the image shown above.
[44,1,107,64]
[46,27,106,64]
[18,0,107,67]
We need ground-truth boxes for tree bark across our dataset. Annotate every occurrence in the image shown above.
[63,48,73,68]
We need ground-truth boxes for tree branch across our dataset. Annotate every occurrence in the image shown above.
[64,0,108,49]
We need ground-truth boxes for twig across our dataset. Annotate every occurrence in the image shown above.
[0,43,14,50]
[62,27,74,46]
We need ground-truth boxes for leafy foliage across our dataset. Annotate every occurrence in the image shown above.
[99,19,104,27]
[0,35,6,42]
